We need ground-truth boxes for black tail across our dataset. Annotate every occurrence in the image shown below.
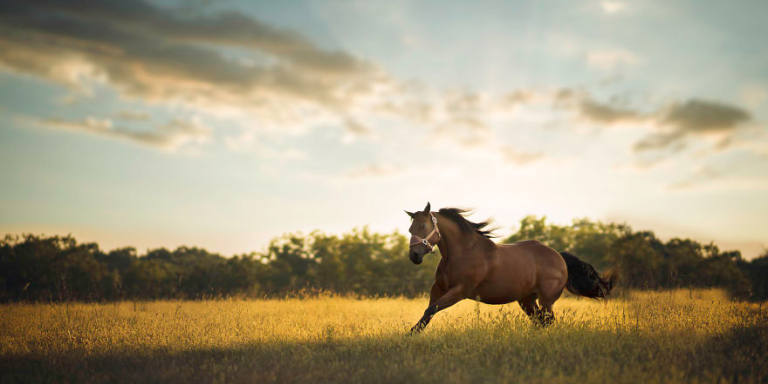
[560,251,617,298]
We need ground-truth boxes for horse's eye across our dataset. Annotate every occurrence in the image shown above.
[421,224,427,229]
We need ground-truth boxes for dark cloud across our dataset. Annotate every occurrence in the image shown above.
[0,0,368,76]
[578,98,643,124]
[662,99,751,133]
[632,131,686,153]
[554,89,756,158]
[554,88,577,101]
[116,110,151,122]
[0,0,380,121]
[344,119,372,136]
[555,88,645,124]
[634,99,752,153]
[502,90,534,105]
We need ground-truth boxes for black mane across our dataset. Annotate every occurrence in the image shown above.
[438,207,497,239]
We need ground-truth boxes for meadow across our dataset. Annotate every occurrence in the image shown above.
[1,289,766,384]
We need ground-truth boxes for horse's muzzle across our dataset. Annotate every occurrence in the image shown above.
[409,250,423,264]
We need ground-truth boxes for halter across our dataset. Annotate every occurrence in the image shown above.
[409,212,442,253]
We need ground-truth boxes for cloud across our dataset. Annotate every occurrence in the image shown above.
[633,131,686,153]
[333,162,465,183]
[37,116,210,150]
[0,0,384,136]
[500,91,535,107]
[556,89,645,124]
[586,49,638,70]
[444,90,485,116]
[667,165,722,191]
[667,165,768,192]
[578,97,644,124]
[0,0,558,164]
[0,0,758,170]
[662,99,751,133]
[500,146,545,165]
[345,164,401,180]
[634,99,752,152]
[116,110,151,122]
[344,119,372,136]
[433,90,492,142]
[1,0,369,77]
[600,1,627,14]
[554,90,757,160]
[741,85,767,108]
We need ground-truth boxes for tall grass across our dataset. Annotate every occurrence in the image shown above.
[1,289,766,383]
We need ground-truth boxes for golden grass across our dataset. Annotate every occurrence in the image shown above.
[1,289,766,383]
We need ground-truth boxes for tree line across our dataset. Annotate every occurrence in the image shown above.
[1,216,766,302]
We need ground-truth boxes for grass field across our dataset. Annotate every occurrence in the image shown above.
[1,289,766,384]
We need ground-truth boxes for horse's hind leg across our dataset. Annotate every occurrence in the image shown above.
[538,303,555,326]
[518,294,541,323]
[537,283,564,326]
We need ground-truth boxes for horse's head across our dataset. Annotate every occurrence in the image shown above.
[405,202,440,265]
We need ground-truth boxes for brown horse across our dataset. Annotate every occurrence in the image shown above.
[406,202,616,333]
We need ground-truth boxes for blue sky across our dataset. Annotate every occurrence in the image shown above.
[0,0,767,257]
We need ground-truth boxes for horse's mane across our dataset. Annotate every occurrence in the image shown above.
[438,207,497,239]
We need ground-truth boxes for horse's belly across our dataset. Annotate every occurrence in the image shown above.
[473,283,530,305]
[476,295,517,305]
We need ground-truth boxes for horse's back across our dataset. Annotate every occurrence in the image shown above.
[500,239,561,262]
[503,239,543,247]
[498,240,567,288]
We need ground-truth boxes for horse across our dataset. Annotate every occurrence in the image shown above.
[405,202,616,333]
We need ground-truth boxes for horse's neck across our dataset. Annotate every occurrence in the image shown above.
[435,219,482,262]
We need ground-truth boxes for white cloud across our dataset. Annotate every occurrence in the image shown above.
[600,1,627,15]
[36,115,210,151]
[116,110,151,122]
[586,49,639,70]
[345,163,402,180]
[741,85,767,108]
[499,146,545,165]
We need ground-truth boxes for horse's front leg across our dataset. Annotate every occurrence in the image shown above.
[428,281,445,306]
[410,284,466,334]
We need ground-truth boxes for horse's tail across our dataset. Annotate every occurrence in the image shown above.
[560,251,617,298]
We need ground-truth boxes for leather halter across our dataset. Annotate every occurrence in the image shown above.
[409,212,442,253]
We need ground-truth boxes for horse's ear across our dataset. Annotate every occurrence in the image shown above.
[423,202,431,212]
[404,210,415,218]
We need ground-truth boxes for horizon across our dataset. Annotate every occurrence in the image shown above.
[3,211,763,259]
[1,0,767,259]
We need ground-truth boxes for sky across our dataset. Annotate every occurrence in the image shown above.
[0,0,767,258]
